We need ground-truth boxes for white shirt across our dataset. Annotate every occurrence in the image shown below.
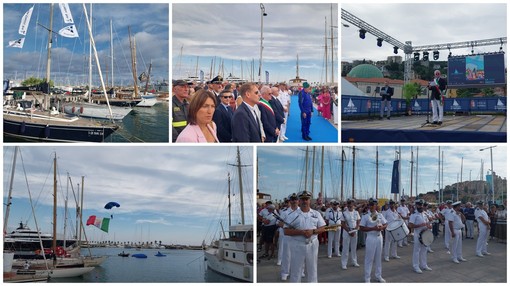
[397,204,410,220]
[285,208,326,243]
[447,211,464,230]
[384,208,400,224]
[326,208,343,225]
[360,211,387,237]
[342,209,361,230]
[475,207,490,230]
[409,210,429,234]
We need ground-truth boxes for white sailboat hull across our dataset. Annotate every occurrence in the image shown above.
[136,95,158,107]
[63,103,132,120]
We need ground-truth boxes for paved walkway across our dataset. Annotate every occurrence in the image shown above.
[257,234,506,283]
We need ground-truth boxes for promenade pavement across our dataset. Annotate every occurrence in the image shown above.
[257,233,506,283]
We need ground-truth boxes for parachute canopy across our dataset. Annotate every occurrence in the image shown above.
[104,202,120,209]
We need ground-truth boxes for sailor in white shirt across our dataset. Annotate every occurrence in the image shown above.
[448,201,467,264]
[397,198,410,247]
[284,191,326,283]
[383,200,401,261]
[474,200,491,257]
[441,200,454,253]
[326,200,343,258]
[360,198,388,283]
[277,193,300,280]
[277,83,290,141]
[341,198,361,269]
[409,199,433,273]
[423,202,435,253]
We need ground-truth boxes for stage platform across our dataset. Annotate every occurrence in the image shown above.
[341,115,506,142]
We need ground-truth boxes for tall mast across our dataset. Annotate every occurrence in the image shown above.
[340,147,345,201]
[88,4,92,102]
[144,60,152,95]
[330,3,334,85]
[375,146,379,199]
[416,147,419,198]
[304,146,309,191]
[44,4,54,110]
[4,147,19,235]
[79,176,85,244]
[320,147,324,200]
[110,19,114,88]
[311,147,316,198]
[236,147,245,225]
[352,146,355,199]
[324,17,328,84]
[52,153,57,255]
[410,147,414,198]
[228,173,232,227]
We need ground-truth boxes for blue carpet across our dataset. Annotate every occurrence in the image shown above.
[283,95,338,143]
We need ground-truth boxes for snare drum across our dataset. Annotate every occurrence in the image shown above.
[386,220,410,242]
[419,230,434,246]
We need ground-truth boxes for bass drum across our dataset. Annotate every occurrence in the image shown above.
[386,219,410,242]
[419,229,434,246]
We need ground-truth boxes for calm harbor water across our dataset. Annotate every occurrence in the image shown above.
[49,247,237,283]
[105,102,169,143]
[4,102,169,143]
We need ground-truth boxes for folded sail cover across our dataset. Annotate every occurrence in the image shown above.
[86,215,110,232]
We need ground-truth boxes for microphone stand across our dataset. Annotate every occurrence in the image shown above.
[421,88,432,127]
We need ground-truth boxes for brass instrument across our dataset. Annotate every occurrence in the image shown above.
[324,224,342,231]
[371,211,379,222]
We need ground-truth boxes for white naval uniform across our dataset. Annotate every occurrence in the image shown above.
[276,208,287,265]
[425,209,435,252]
[397,204,410,246]
[342,209,361,268]
[409,210,430,270]
[278,89,290,139]
[278,206,298,280]
[475,207,490,255]
[448,211,465,261]
[442,207,454,250]
[286,208,326,283]
[360,211,387,282]
[326,208,343,257]
[383,209,400,259]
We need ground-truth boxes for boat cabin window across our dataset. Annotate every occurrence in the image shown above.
[229,230,253,242]
[233,253,236,259]
[225,251,229,257]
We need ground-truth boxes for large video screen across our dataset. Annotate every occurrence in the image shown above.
[447,52,506,88]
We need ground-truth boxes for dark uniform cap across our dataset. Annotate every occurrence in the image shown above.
[297,190,312,199]
[210,75,223,84]
[288,193,298,200]
[346,198,355,204]
[265,200,273,205]
[476,200,484,205]
[400,198,406,202]
[368,198,378,205]
[446,200,453,204]
[415,199,424,205]
[423,201,429,206]
[173,79,191,86]
[389,200,395,205]
[330,200,339,206]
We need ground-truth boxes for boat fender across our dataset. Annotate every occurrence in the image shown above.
[72,106,76,113]
[20,122,26,134]
[243,266,251,279]
[44,125,50,138]
[80,106,84,114]
[56,247,66,256]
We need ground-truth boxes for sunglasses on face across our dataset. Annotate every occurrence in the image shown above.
[222,96,233,98]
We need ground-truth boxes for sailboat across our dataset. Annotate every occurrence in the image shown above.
[6,149,95,278]
[203,147,253,282]
[3,4,119,142]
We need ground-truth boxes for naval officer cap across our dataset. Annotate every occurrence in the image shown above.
[415,199,424,205]
[452,201,462,207]
[298,190,312,199]
[288,193,298,200]
[173,79,191,86]
[210,75,223,84]
[476,200,484,205]
[368,198,378,205]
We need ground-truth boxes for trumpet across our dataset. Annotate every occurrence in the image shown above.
[371,211,379,222]
[324,224,342,231]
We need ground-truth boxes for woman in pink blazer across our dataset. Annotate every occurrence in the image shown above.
[176,90,219,143]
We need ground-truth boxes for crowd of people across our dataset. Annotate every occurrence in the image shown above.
[257,195,506,283]
[172,76,337,143]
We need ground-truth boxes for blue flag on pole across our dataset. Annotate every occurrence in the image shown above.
[391,160,400,194]
[265,71,269,84]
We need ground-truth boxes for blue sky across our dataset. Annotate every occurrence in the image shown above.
[3,146,253,246]
[3,4,169,87]
[342,3,506,62]
[172,3,338,84]
[257,145,507,203]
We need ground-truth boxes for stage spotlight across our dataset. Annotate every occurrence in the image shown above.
[422,51,429,61]
[359,29,366,39]
[413,52,420,61]
[433,51,439,60]
[500,46,503,52]
[376,38,383,47]
[448,51,452,58]
[393,46,398,54]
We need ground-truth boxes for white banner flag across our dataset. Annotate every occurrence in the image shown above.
[58,25,79,38]
[59,3,75,24]
[18,6,34,36]
[8,38,25,48]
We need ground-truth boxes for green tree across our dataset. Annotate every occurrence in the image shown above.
[481,88,495,97]
[403,82,420,103]
[21,77,54,87]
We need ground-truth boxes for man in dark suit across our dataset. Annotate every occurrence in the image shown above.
[231,83,263,142]
[213,90,234,142]
[258,86,279,143]
[269,87,285,141]
[379,81,393,120]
